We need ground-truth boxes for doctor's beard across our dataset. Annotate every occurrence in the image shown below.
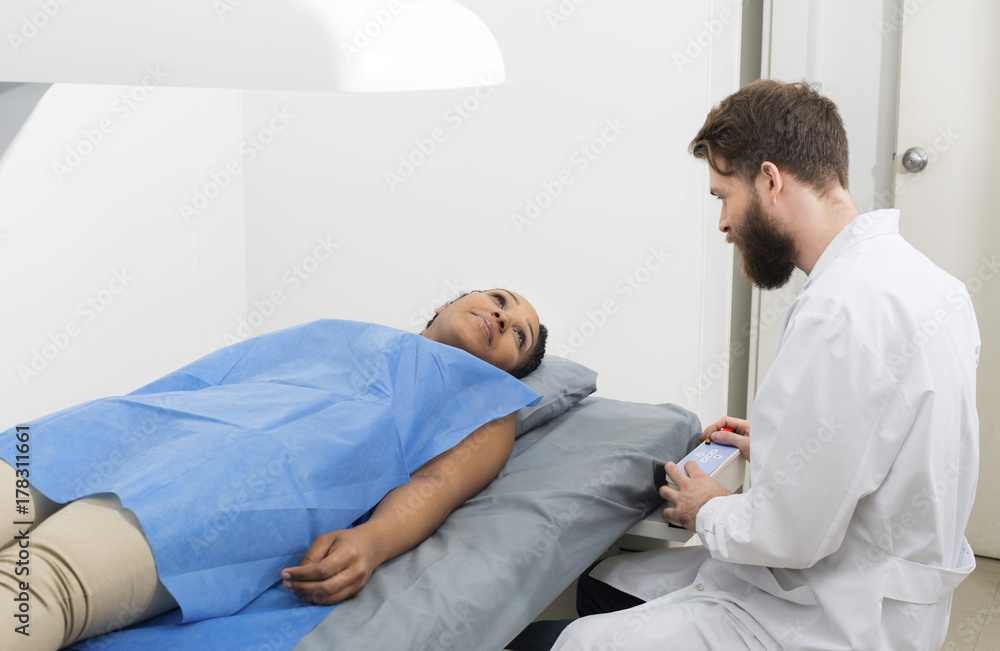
[728,192,798,290]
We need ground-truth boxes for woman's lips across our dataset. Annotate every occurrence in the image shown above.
[476,315,492,344]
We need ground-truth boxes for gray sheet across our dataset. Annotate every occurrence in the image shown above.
[294,397,701,651]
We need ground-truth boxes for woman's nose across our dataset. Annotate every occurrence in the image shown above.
[493,311,506,330]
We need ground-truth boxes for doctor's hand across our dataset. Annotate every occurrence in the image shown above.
[703,416,751,460]
[660,461,732,531]
[280,527,382,606]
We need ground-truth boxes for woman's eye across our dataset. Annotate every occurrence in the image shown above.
[493,293,506,308]
[516,330,525,346]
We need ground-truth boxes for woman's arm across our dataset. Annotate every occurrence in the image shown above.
[280,413,517,605]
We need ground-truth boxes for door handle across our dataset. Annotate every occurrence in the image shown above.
[901,147,928,172]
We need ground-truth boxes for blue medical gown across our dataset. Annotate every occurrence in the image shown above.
[0,320,540,639]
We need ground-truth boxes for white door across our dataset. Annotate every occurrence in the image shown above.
[894,1,1000,557]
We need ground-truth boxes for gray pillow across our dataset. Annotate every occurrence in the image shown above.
[515,356,598,437]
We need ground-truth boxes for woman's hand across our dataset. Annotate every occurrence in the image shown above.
[280,526,383,606]
[279,414,517,606]
[702,416,751,461]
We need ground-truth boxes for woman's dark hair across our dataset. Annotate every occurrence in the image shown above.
[422,290,548,379]
[511,322,547,379]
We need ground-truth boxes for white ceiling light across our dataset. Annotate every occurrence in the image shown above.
[0,0,505,92]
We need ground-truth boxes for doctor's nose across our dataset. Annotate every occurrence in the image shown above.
[718,208,730,234]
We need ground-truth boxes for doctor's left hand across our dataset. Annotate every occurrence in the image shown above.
[660,461,732,531]
[280,527,381,605]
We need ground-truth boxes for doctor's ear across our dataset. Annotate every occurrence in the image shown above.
[759,162,783,201]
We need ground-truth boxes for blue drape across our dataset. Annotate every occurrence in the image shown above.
[0,320,539,649]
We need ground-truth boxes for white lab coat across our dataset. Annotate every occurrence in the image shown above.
[554,210,981,651]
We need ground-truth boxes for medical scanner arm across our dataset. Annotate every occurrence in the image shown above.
[0,82,50,174]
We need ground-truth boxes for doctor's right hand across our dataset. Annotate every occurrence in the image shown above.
[703,416,751,461]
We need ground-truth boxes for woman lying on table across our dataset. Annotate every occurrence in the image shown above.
[0,289,547,651]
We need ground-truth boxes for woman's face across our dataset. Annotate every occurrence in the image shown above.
[422,290,540,373]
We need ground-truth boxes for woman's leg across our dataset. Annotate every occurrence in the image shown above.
[0,461,61,547]
[0,491,177,650]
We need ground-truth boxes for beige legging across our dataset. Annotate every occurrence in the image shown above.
[0,462,176,650]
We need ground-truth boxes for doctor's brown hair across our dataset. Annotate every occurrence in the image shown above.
[690,79,850,196]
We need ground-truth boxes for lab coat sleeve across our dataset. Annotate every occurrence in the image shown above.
[696,310,914,569]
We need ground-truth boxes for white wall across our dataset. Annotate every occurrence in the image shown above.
[240,0,748,421]
[0,85,246,423]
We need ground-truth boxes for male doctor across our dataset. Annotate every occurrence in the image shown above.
[512,80,981,650]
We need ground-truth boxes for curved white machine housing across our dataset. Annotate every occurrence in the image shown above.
[0,0,504,92]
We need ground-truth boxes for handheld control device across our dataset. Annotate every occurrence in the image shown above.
[653,427,743,526]
[664,438,741,489]
[653,428,741,491]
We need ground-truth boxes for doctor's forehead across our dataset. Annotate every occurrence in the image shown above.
[708,170,741,195]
